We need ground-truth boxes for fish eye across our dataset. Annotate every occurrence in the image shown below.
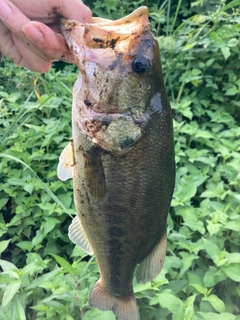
[131,56,150,74]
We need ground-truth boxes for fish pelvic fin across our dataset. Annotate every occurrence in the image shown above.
[136,233,167,283]
[68,215,94,255]
[57,140,74,181]
[89,279,139,320]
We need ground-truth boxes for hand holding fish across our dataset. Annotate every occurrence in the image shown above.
[0,0,92,72]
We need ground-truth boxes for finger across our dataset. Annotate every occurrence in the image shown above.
[22,21,74,63]
[0,0,51,61]
[48,0,92,23]
[0,12,52,72]
[12,34,52,72]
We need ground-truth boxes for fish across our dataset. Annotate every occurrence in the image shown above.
[58,6,175,320]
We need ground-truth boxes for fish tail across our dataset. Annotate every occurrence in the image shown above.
[89,279,138,320]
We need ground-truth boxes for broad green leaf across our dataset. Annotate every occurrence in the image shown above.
[83,309,115,320]
[224,221,240,232]
[178,253,198,278]
[225,86,239,96]
[44,300,66,313]
[51,254,75,277]
[16,241,33,252]
[207,222,222,237]
[188,272,207,295]
[157,292,184,320]
[0,260,18,272]
[202,294,225,313]
[32,230,44,246]
[0,310,11,320]
[202,238,221,258]
[27,269,62,289]
[0,239,11,255]
[184,295,196,320]
[134,281,153,293]
[221,265,240,282]
[225,252,240,264]
[227,38,239,47]
[0,198,8,210]
[197,312,236,320]
[221,47,231,60]
[2,280,21,306]
[203,267,226,287]
[12,296,26,320]
[42,217,60,235]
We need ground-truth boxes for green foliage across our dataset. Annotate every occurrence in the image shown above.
[1,0,240,319]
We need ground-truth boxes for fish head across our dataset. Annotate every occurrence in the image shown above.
[61,7,165,154]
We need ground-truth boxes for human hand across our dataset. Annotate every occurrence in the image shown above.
[0,0,92,72]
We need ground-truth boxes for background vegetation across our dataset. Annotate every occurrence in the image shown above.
[0,0,240,319]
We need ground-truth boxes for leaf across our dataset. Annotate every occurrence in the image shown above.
[16,241,33,252]
[188,272,207,295]
[221,265,240,282]
[203,266,226,287]
[157,292,185,320]
[221,47,231,60]
[227,38,238,47]
[202,295,225,313]
[0,239,11,255]
[184,295,197,320]
[225,86,239,96]
[27,269,62,289]
[224,221,240,232]
[197,312,236,320]
[178,253,198,278]
[0,198,8,210]
[12,296,26,320]
[42,218,60,235]
[202,238,221,258]
[51,254,75,277]
[2,280,21,306]
[0,260,18,272]
[83,309,116,320]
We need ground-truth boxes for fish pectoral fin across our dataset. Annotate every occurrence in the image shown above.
[136,233,167,283]
[68,215,94,255]
[57,141,74,181]
[89,279,138,320]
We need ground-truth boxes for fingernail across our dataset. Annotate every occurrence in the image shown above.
[22,23,44,44]
[0,0,13,20]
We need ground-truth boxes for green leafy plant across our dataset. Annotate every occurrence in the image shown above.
[0,0,240,319]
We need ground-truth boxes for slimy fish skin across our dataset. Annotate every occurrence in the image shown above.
[58,6,175,320]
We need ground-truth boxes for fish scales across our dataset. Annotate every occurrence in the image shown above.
[59,6,175,320]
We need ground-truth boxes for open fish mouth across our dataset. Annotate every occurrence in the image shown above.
[60,7,156,154]
[60,6,150,44]
[60,6,154,112]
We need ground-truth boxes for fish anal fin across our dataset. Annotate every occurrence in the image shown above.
[68,215,93,255]
[89,279,138,320]
[57,141,75,181]
[137,234,167,283]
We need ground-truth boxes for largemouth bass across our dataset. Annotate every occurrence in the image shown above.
[58,6,175,320]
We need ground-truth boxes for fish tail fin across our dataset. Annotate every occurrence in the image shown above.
[89,279,139,320]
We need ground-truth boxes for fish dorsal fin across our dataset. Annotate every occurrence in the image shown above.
[57,141,74,181]
[68,215,94,255]
[136,234,167,283]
